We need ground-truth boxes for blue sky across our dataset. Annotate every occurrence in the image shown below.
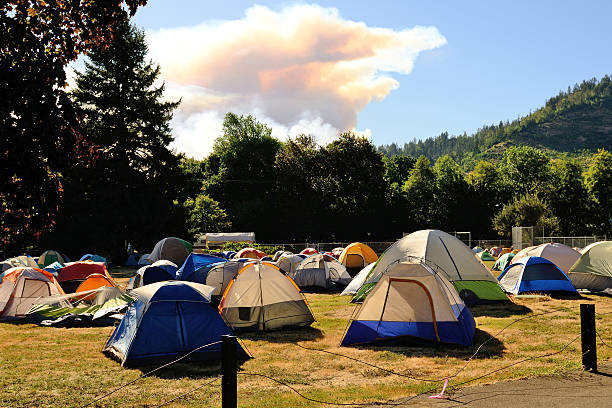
[131,1,612,156]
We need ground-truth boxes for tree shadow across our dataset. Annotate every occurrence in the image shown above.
[239,326,324,344]
[548,292,585,300]
[142,360,223,379]
[353,328,505,359]
[469,302,533,318]
[109,267,138,279]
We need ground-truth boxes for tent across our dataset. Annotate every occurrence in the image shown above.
[341,261,475,347]
[492,253,515,271]
[0,261,13,274]
[300,248,318,256]
[76,273,116,293]
[511,243,580,273]
[79,254,108,267]
[125,253,141,266]
[290,253,351,290]
[499,248,511,257]
[28,287,132,327]
[6,255,38,268]
[568,241,612,292]
[498,256,577,295]
[57,261,112,293]
[338,243,378,273]
[353,230,507,305]
[219,262,314,331]
[147,237,193,266]
[489,247,502,257]
[0,267,65,320]
[137,253,151,266]
[176,253,227,284]
[276,254,306,275]
[472,246,484,254]
[331,247,344,259]
[38,250,65,268]
[340,263,375,296]
[273,250,291,262]
[103,281,247,367]
[205,261,248,297]
[234,248,266,260]
[128,260,178,290]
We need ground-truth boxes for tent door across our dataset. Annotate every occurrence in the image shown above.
[380,278,440,342]
[346,254,365,269]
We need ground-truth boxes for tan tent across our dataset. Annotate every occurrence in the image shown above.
[5,255,38,269]
[341,261,475,346]
[205,261,249,297]
[219,262,314,331]
[568,241,612,292]
[511,243,580,273]
[353,229,506,304]
[338,242,378,271]
[290,254,352,290]
[0,267,65,320]
[276,254,305,275]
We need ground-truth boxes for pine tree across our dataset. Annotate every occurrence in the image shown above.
[47,21,183,259]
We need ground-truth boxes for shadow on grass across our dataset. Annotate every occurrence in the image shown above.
[240,326,324,344]
[353,328,505,359]
[142,360,223,379]
[469,302,532,318]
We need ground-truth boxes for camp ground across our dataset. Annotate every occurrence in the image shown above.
[1,237,611,407]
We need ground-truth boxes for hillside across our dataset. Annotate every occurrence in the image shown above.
[379,75,612,162]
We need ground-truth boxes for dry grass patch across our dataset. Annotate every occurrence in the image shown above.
[0,272,611,407]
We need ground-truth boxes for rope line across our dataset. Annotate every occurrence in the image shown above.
[596,330,612,349]
[77,340,222,408]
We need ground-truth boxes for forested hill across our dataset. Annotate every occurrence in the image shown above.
[379,75,612,161]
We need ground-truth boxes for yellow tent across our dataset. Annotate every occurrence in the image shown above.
[338,243,378,270]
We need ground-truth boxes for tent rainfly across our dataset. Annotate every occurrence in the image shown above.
[568,241,612,292]
[146,237,193,266]
[511,243,580,273]
[340,263,376,296]
[0,267,65,320]
[353,230,507,305]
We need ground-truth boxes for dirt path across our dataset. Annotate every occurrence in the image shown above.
[372,362,612,407]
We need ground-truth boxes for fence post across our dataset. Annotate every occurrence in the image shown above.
[222,335,237,408]
[580,304,597,372]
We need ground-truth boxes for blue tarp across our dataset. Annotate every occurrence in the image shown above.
[176,253,227,283]
[104,281,247,367]
[125,253,141,266]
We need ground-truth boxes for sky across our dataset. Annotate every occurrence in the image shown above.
[125,1,612,158]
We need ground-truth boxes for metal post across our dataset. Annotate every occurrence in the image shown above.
[222,335,237,408]
[580,304,597,372]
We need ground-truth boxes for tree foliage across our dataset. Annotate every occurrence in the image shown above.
[184,194,232,240]
[585,148,612,234]
[493,194,560,237]
[1,0,144,249]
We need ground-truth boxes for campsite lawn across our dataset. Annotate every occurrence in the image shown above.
[1,270,611,407]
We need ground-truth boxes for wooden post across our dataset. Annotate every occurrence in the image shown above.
[222,335,237,408]
[580,304,597,372]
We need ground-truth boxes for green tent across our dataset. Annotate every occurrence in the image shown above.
[568,241,612,292]
[493,252,515,271]
[478,251,496,261]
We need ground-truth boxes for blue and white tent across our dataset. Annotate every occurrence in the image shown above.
[497,256,577,295]
[127,260,178,290]
[103,281,247,367]
[341,261,475,347]
[176,253,227,284]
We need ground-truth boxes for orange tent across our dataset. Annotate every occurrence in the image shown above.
[235,248,265,259]
[75,274,116,300]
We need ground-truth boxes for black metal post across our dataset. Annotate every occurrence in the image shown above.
[580,303,597,372]
[222,335,238,408]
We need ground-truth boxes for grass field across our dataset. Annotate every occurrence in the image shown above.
[1,268,611,407]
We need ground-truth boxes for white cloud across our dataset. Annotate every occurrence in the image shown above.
[147,4,446,158]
